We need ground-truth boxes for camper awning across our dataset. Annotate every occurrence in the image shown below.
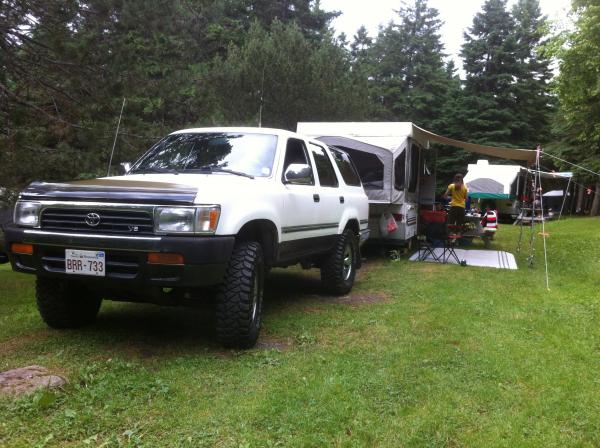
[412,125,538,163]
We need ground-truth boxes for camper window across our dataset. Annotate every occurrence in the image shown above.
[330,148,361,187]
[394,151,406,190]
[309,143,339,187]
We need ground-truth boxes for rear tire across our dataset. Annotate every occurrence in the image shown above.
[215,241,264,349]
[36,277,102,328]
[321,229,357,295]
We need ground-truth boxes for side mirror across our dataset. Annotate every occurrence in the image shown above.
[119,162,132,175]
[284,164,313,185]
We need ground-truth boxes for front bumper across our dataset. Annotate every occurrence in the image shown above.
[4,226,235,288]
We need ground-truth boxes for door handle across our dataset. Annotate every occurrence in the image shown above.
[313,194,320,203]
[339,196,345,204]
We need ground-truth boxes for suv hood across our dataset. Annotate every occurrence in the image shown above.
[19,173,256,205]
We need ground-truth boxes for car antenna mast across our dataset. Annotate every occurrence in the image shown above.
[107,97,126,176]
[258,66,265,128]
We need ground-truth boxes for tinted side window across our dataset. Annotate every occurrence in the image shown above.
[331,148,361,186]
[394,150,406,190]
[282,138,314,185]
[309,143,339,187]
[332,145,384,190]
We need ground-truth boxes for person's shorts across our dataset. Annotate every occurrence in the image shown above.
[448,206,466,226]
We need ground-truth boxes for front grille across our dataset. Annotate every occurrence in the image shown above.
[40,208,154,235]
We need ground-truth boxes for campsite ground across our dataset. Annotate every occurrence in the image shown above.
[1,218,599,447]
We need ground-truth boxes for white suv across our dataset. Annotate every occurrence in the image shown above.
[6,127,369,348]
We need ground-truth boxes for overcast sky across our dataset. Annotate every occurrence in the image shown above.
[321,0,572,73]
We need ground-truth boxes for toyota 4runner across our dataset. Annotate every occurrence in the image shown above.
[5,128,369,348]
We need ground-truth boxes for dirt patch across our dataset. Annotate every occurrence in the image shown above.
[332,292,390,306]
[356,258,387,277]
[255,339,292,351]
[0,365,67,396]
[0,330,52,357]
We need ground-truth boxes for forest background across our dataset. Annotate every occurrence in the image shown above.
[1,0,599,214]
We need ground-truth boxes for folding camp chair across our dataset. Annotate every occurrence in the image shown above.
[443,224,467,265]
[414,210,447,263]
[416,232,440,262]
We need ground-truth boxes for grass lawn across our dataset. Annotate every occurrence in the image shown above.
[1,217,600,447]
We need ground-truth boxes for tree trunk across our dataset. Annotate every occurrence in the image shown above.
[590,181,600,216]
[576,183,585,214]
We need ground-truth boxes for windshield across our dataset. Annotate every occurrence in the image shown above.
[131,132,278,177]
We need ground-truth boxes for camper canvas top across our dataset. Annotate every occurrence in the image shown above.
[298,122,429,204]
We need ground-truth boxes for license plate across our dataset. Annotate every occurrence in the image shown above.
[65,249,106,277]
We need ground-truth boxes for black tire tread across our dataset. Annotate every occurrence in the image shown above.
[321,228,357,295]
[215,241,263,349]
[36,277,102,328]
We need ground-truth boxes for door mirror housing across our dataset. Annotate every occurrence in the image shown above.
[284,164,313,185]
[119,162,132,174]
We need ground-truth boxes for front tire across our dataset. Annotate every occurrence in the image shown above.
[321,228,357,295]
[215,241,264,349]
[36,277,102,328]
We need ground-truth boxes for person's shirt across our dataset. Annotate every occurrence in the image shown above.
[448,182,468,208]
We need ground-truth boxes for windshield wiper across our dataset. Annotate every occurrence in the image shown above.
[131,166,179,174]
[185,166,254,179]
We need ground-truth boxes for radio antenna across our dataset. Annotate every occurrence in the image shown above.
[107,97,126,176]
[258,66,265,128]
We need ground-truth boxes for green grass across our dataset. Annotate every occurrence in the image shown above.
[1,218,600,447]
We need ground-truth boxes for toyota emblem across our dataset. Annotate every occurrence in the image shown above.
[85,212,101,227]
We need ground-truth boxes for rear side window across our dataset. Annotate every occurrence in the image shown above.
[331,148,361,186]
[309,143,339,187]
[332,145,384,190]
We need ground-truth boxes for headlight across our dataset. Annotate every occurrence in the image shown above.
[154,206,220,234]
[14,201,42,227]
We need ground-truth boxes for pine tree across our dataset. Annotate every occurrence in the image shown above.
[350,26,373,64]
[369,0,450,129]
[458,0,520,147]
[208,21,370,130]
[511,0,554,147]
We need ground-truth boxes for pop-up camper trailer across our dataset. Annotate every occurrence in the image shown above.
[465,160,573,219]
[297,122,538,245]
[297,122,436,244]
[464,160,523,219]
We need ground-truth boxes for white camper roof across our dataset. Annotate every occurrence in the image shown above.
[297,122,423,155]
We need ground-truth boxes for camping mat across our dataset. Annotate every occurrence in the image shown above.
[409,248,518,270]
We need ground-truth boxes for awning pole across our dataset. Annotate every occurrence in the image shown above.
[558,176,572,221]
[536,146,550,290]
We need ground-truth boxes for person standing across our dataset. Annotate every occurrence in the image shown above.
[443,173,468,226]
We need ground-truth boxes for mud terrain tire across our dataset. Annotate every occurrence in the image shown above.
[321,228,357,295]
[215,242,264,349]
